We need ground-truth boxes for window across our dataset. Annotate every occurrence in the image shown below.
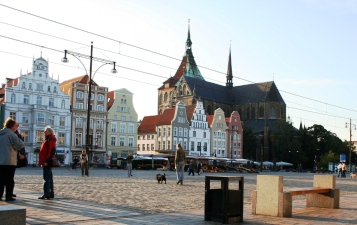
[37,112,45,124]
[120,124,125,133]
[191,141,194,151]
[163,141,166,150]
[98,94,104,101]
[116,106,120,112]
[214,132,217,138]
[120,137,125,146]
[163,128,166,136]
[47,86,51,92]
[76,118,82,127]
[147,135,150,140]
[121,116,126,121]
[120,107,126,112]
[138,144,140,151]
[36,130,45,143]
[173,127,177,136]
[90,119,93,128]
[97,134,102,147]
[203,132,206,138]
[11,93,15,103]
[49,98,54,107]
[75,132,82,146]
[54,87,57,93]
[22,113,29,124]
[29,83,32,90]
[179,127,183,137]
[21,131,29,142]
[23,95,29,104]
[22,82,26,89]
[128,125,134,134]
[61,100,65,108]
[128,137,134,147]
[97,120,103,129]
[184,128,188,137]
[10,112,16,121]
[77,91,83,99]
[58,133,65,145]
[60,117,65,126]
[193,131,196,137]
[48,115,55,126]
[158,141,161,150]
[147,144,150,150]
[151,144,154,150]
[76,103,83,109]
[142,144,145,151]
[35,96,42,105]
[36,84,43,91]
[111,122,117,132]
[158,128,161,136]
[97,105,104,111]
[111,136,116,146]
[168,127,171,136]
[168,141,170,149]
[204,142,208,151]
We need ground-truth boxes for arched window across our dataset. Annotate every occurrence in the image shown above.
[251,107,255,119]
[164,92,168,102]
[159,93,163,104]
[270,106,276,118]
[259,106,264,118]
[179,85,183,96]
[48,86,51,92]
[183,85,186,96]
[246,107,250,120]
[11,93,16,103]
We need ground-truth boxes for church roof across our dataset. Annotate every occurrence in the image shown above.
[243,119,279,134]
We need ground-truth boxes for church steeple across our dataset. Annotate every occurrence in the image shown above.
[226,46,233,89]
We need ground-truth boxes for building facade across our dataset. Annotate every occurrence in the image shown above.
[60,75,108,163]
[226,111,243,159]
[107,88,138,160]
[209,108,228,157]
[0,56,71,164]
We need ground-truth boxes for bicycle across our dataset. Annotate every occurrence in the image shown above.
[67,163,80,171]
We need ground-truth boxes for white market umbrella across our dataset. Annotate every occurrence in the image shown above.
[262,161,274,166]
[276,161,293,166]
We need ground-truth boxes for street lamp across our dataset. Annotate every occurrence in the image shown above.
[346,118,356,173]
[62,42,117,162]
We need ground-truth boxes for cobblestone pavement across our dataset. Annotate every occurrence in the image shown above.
[1,167,356,224]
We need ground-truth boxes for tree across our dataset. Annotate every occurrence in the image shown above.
[243,127,257,160]
[317,150,339,172]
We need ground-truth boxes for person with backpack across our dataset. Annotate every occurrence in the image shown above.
[38,126,56,200]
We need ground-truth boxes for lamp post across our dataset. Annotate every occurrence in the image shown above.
[346,118,356,172]
[260,143,263,172]
[62,42,117,162]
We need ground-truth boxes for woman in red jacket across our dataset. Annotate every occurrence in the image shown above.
[38,126,57,200]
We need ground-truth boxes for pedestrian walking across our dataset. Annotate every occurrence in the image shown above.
[175,143,186,185]
[80,150,89,177]
[126,153,133,177]
[188,161,195,176]
[38,126,56,200]
[197,162,202,175]
[342,162,347,178]
[0,118,24,202]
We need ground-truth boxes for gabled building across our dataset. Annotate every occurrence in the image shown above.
[209,108,228,157]
[60,75,108,163]
[226,111,243,159]
[0,56,71,164]
[107,88,138,159]
[188,101,210,156]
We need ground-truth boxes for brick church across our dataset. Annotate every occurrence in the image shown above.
[157,26,286,161]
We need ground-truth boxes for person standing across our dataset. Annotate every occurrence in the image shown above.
[0,118,24,202]
[126,153,133,177]
[175,143,186,185]
[13,126,27,198]
[80,150,89,177]
[337,162,342,177]
[341,162,347,178]
[197,162,202,175]
[38,126,57,200]
[188,161,195,176]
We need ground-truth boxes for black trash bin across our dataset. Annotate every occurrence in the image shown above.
[204,176,244,224]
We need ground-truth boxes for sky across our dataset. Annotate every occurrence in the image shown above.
[0,0,356,141]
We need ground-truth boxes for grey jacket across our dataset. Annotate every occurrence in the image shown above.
[0,128,25,166]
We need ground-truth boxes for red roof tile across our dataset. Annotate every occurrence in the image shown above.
[157,108,175,125]
[206,115,214,126]
[107,91,115,110]
[185,104,196,122]
[138,115,162,134]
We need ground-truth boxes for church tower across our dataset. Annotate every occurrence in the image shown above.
[226,47,233,89]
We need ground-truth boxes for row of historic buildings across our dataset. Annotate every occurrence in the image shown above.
[0,56,138,165]
[138,101,243,158]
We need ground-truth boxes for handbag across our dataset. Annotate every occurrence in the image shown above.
[17,153,28,168]
[51,157,61,167]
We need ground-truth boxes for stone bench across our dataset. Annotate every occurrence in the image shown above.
[251,175,339,217]
[0,205,26,225]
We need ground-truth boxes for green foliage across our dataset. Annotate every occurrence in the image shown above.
[317,150,339,171]
[243,127,257,160]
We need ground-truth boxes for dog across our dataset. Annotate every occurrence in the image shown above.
[350,173,357,179]
[156,173,166,184]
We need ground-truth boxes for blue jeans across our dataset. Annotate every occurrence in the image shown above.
[176,161,185,182]
[43,166,54,197]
